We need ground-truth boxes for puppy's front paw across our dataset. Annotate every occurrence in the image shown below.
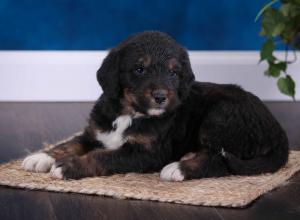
[160,162,185,182]
[50,156,87,180]
[22,152,55,172]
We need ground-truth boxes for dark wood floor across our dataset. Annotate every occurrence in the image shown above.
[0,102,300,220]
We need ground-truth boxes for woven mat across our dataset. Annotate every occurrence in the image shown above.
[0,151,300,207]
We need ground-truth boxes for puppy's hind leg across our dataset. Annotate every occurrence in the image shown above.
[160,150,229,181]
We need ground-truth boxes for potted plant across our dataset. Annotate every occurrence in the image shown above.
[256,0,300,100]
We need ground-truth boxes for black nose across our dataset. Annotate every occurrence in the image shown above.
[152,89,168,104]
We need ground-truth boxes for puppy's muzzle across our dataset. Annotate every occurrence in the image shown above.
[152,89,168,105]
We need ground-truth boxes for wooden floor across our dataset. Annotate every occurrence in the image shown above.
[0,102,300,220]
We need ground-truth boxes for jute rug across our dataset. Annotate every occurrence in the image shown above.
[0,147,300,207]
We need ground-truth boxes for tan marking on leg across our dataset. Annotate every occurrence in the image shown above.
[46,142,85,160]
[180,152,197,161]
[181,151,209,171]
[127,134,154,149]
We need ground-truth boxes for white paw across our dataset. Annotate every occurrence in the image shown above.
[50,164,63,179]
[22,152,55,172]
[160,162,185,181]
[221,148,226,157]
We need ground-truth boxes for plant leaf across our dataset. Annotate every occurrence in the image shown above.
[266,62,287,77]
[274,62,287,72]
[259,27,266,36]
[261,8,285,38]
[277,75,296,98]
[294,0,300,5]
[280,3,291,16]
[260,39,275,62]
[272,22,285,36]
[269,64,281,77]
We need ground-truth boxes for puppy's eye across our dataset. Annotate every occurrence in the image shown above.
[169,69,177,77]
[134,67,145,75]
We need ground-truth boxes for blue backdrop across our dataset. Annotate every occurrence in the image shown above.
[0,0,269,50]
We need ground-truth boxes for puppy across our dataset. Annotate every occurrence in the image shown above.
[22,31,289,181]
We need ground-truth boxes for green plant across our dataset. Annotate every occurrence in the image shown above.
[256,0,300,100]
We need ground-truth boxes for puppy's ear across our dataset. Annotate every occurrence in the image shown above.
[97,49,121,99]
[179,51,195,98]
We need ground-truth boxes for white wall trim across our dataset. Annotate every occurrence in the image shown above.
[0,51,299,101]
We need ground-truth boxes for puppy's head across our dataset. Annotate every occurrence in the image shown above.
[97,31,195,116]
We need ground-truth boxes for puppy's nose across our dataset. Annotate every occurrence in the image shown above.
[152,89,168,104]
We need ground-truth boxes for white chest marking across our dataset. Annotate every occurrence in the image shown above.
[96,115,132,150]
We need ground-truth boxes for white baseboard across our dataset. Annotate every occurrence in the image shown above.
[0,51,299,101]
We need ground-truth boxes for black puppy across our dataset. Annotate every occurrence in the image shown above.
[22,31,289,181]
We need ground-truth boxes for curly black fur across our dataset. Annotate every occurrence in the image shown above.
[46,31,289,180]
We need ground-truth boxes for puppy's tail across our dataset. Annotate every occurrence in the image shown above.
[222,145,289,175]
